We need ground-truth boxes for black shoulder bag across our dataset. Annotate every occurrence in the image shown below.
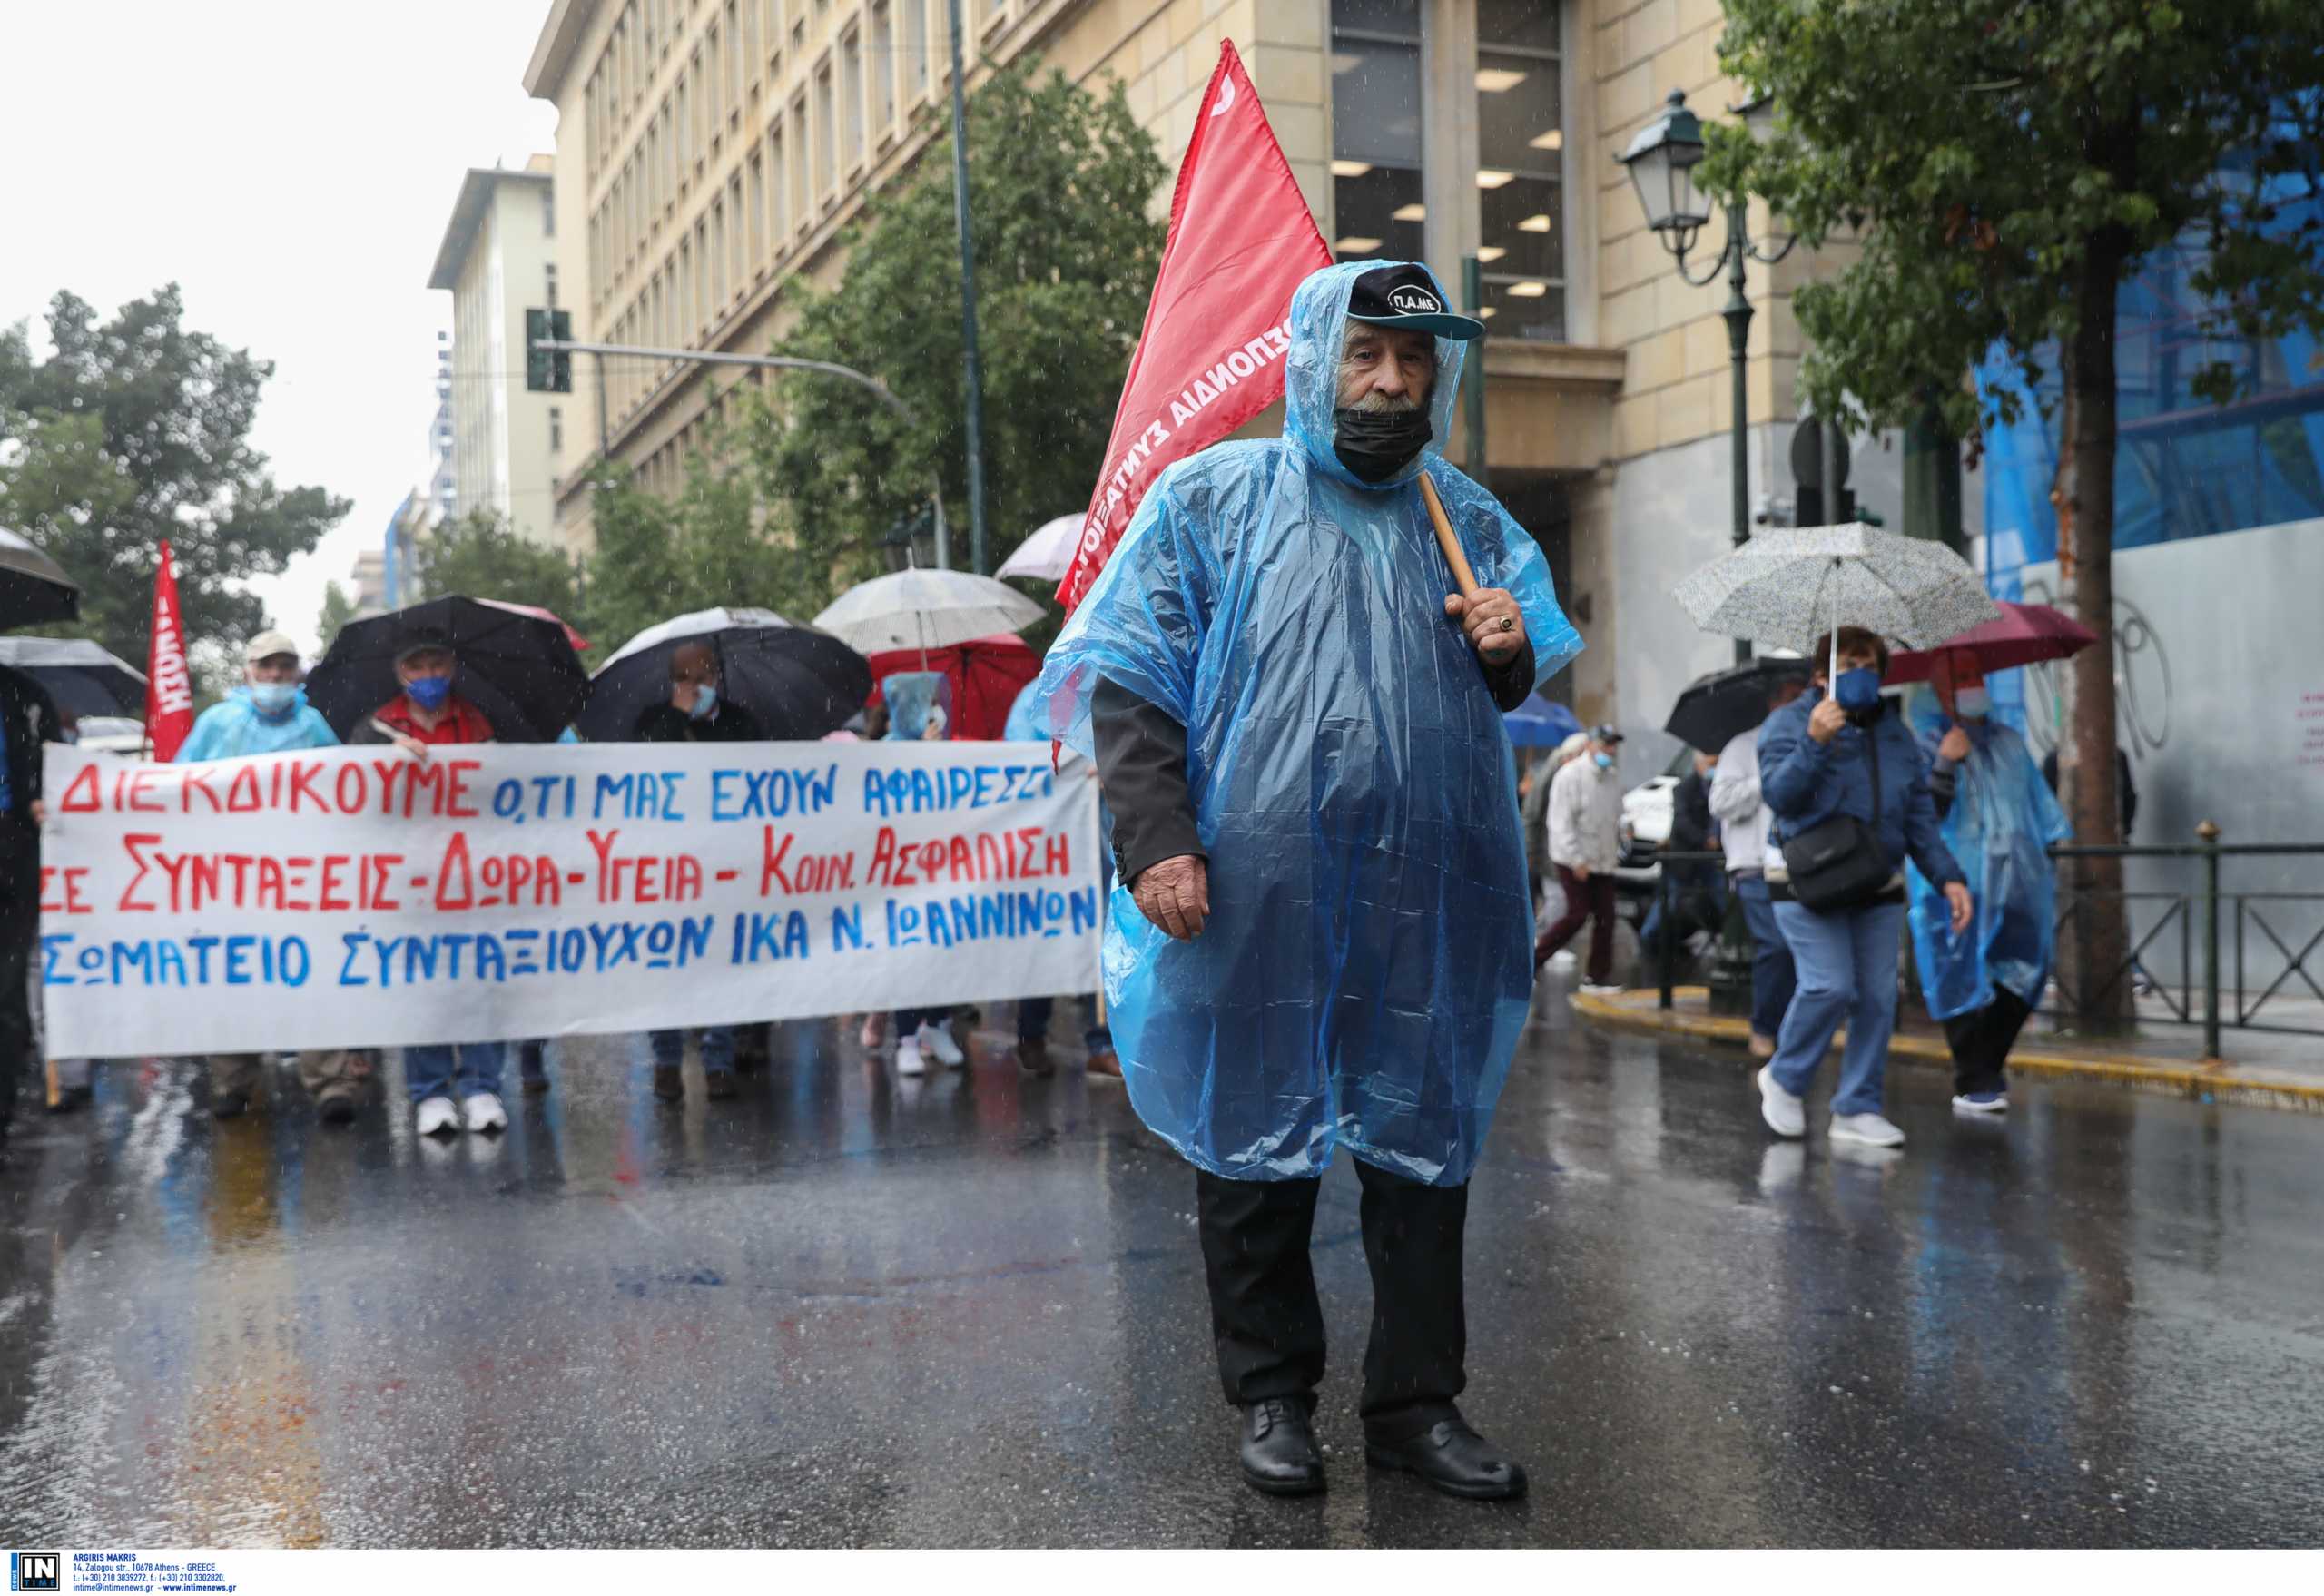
[1779,720,1894,912]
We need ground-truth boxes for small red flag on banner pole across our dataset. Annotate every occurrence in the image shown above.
[1056,40,1332,612]
[143,540,195,762]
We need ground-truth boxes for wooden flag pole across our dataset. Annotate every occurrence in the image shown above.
[1418,470,1479,597]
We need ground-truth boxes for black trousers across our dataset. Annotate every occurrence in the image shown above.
[1195,1159,1468,1436]
[1941,986,2034,1096]
[0,844,37,1136]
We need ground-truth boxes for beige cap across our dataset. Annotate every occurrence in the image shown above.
[244,629,301,665]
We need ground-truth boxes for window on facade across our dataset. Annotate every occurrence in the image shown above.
[679,241,693,332]
[842,29,864,167]
[542,186,556,238]
[551,407,565,455]
[871,2,894,133]
[677,72,692,169]
[708,25,724,133]
[695,219,711,328]
[741,0,758,90]
[727,2,743,110]
[768,123,788,241]
[1328,0,1422,263]
[1475,0,1564,340]
[815,62,836,196]
[545,262,559,308]
[713,201,728,308]
[790,93,810,226]
[747,153,765,266]
[904,0,929,94]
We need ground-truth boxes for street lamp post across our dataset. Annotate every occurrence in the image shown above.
[1619,89,1797,1017]
[1618,88,1797,667]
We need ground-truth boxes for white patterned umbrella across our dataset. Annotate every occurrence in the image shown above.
[1672,523,2001,678]
[812,566,1045,657]
[994,513,1083,582]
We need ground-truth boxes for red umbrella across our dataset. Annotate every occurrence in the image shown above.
[1884,601,2098,685]
[477,598,589,654]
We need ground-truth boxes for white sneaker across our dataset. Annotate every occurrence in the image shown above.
[895,1039,927,1077]
[462,1091,507,1134]
[1757,1066,1805,1138]
[1580,982,1625,997]
[1952,1090,2008,1114]
[415,1095,460,1138]
[919,1020,966,1069]
[1830,1111,1906,1148]
[1549,950,1577,970]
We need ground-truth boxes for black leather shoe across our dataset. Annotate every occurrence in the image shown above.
[651,1064,684,1102]
[1365,1415,1527,1500]
[1239,1398,1325,1496]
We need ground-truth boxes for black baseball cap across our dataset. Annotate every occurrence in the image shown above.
[1590,723,1624,744]
[1345,264,1486,341]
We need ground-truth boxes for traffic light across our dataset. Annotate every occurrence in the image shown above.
[525,309,573,393]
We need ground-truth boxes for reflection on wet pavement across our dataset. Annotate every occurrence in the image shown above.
[2,986,2320,1548]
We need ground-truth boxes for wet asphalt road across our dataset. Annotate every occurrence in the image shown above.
[2,982,2320,1550]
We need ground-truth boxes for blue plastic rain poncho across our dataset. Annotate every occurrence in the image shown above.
[1029,261,1583,1185]
[1002,678,1044,742]
[1904,694,2072,1020]
[881,670,952,742]
[173,685,340,763]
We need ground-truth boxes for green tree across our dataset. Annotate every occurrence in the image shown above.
[739,56,1166,595]
[0,285,350,660]
[316,580,360,653]
[576,431,793,650]
[1715,0,2324,1021]
[412,509,584,616]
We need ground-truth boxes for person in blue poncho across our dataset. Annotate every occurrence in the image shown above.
[1906,663,2071,1114]
[1029,261,1583,1502]
[175,631,360,1124]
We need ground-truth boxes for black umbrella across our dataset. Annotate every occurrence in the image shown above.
[576,607,872,743]
[306,596,589,743]
[0,528,80,629]
[1664,655,1813,754]
[0,637,146,717]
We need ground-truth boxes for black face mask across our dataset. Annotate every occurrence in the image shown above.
[1333,405,1432,482]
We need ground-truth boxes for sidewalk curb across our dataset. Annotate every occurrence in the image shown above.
[1570,988,2324,1117]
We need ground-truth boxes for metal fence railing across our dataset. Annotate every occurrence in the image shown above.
[1631,833,2324,1059]
[2048,832,2324,1056]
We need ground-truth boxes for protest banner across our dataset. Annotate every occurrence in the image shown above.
[38,741,1100,1057]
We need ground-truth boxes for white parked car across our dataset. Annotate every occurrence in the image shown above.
[74,715,150,757]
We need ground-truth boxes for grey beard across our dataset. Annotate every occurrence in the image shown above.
[1343,386,1426,413]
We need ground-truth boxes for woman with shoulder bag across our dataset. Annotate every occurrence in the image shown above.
[1753,627,1973,1148]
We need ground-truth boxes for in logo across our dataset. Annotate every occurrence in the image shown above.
[10,1552,60,1592]
[1386,285,1443,315]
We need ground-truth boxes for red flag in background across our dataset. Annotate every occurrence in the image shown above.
[1056,40,1332,611]
[143,541,195,762]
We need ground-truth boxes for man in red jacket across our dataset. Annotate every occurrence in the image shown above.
[353,639,506,1138]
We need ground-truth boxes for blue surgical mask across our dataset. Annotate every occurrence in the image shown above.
[405,675,453,711]
[1955,685,1991,719]
[247,682,296,717]
[1834,668,1883,714]
[1592,752,1615,771]
[687,683,718,720]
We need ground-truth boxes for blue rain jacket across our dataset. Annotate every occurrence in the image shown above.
[174,686,340,763]
[1002,678,1042,742]
[1904,699,2071,1020]
[1028,260,1583,1185]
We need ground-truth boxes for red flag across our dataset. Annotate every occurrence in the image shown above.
[1056,40,1331,611]
[143,540,195,762]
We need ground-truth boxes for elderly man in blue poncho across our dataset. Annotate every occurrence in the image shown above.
[1032,261,1581,1500]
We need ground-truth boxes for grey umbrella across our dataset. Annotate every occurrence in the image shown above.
[0,636,147,717]
[1672,523,2001,679]
[0,528,80,629]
